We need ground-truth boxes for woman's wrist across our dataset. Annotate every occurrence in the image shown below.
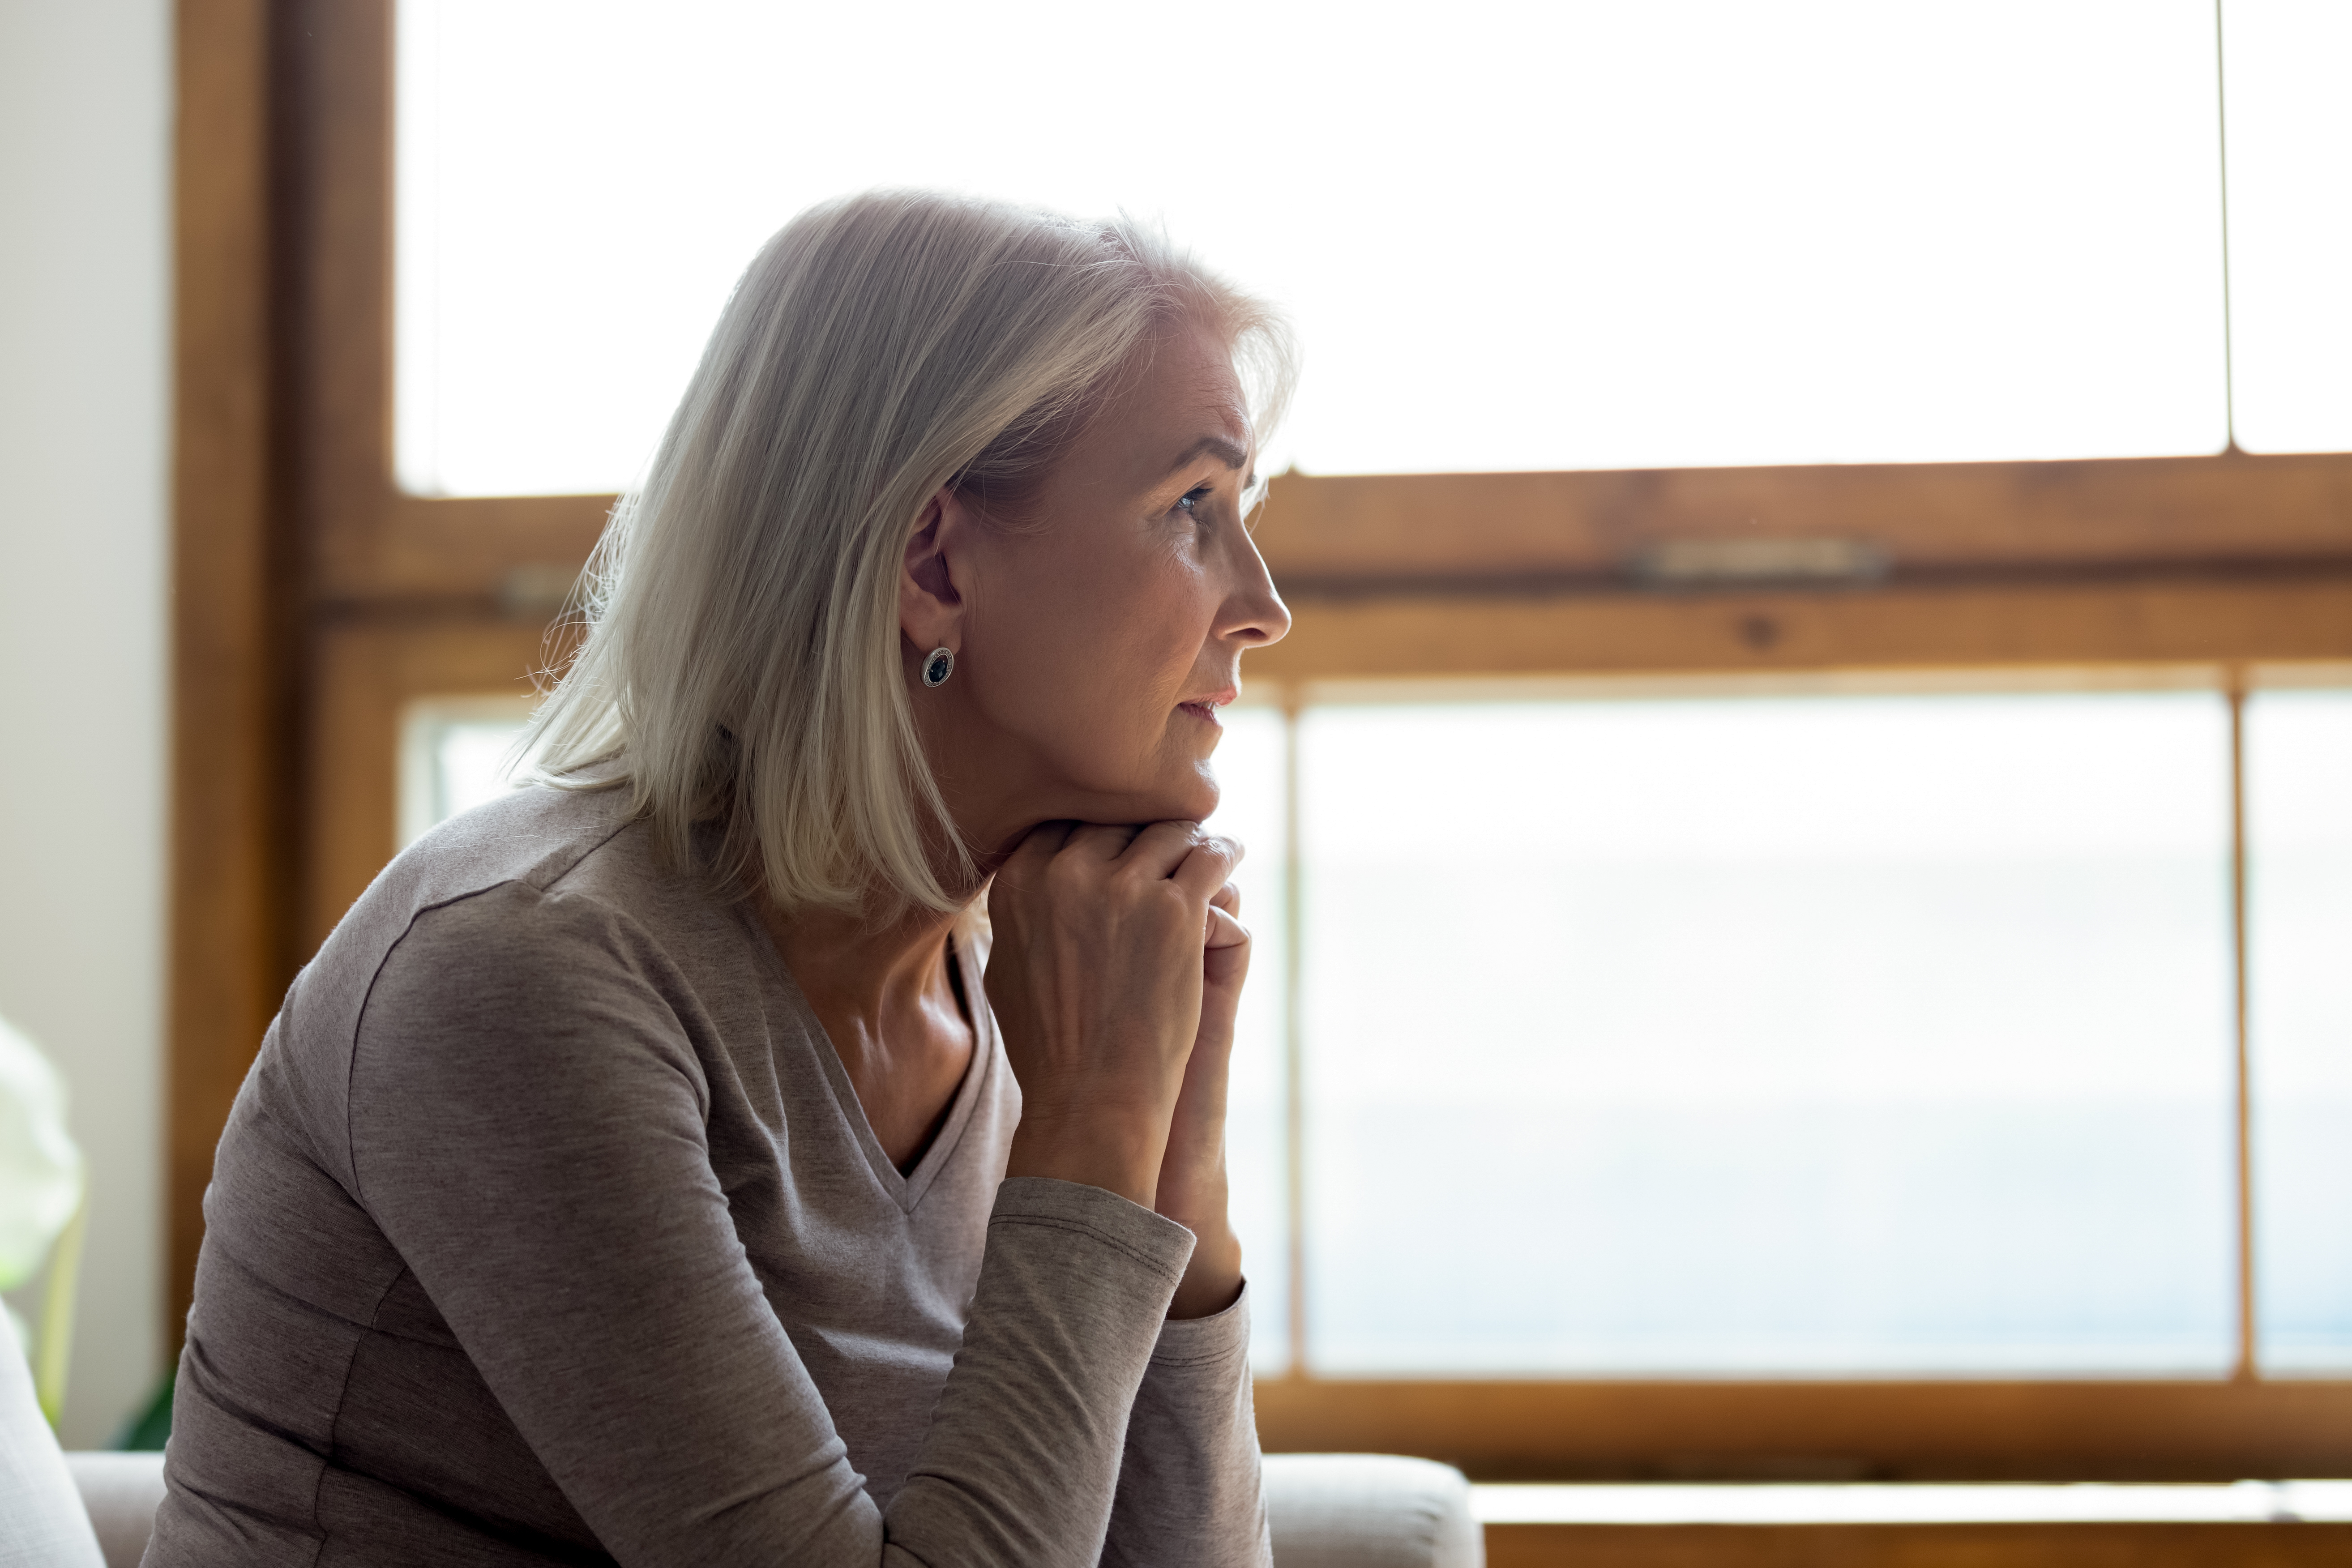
[1005,1108,1169,1211]
[1166,1218,1244,1319]
[1155,1152,1240,1317]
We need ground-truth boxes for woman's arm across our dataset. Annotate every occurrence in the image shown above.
[1155,876,1251,1317]
[1103,1290,1269,1568]
[1101,874,1271,1567]
[986,820,1270,1564]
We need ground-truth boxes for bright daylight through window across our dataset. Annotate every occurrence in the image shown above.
[1299,688,2235,1373]
[401,0,2350,497]
[2249,687,2352,1371]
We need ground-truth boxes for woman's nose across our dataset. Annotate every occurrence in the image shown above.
[1222,538,1292,648]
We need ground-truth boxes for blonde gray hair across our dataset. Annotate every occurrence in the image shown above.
[525,190,1296,914]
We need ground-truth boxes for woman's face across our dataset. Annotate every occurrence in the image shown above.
[902,319,1291,848]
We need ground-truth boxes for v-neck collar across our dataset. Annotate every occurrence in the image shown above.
[741,908,995,1215]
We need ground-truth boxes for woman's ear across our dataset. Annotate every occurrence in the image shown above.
[899,486,972,654]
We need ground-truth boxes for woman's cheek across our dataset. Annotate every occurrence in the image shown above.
[1053,640,1159,787]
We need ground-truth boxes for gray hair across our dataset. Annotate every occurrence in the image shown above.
[524,190,1296,914]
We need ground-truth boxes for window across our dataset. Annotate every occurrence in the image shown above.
[175,0,2352,1483]
[396,695,537,848]
[1296,683,2237,1376]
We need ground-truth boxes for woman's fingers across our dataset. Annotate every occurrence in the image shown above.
[1167,833,1242,904]
[1013,823,1244,930]
[1000,819,1077,879]
[1102,819,1210,877]
[1205,884,1245,949]
[1065,822,1246,929]
[1063,821,1142,860]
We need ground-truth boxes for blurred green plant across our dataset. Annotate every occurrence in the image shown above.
[115,1368,172,1451]
[0,1013,86,1429]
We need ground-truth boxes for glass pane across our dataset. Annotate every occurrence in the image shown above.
[397,0,2228,496]
[1202,705,1293,1372]
[1299,689,2235,1373]
[2222,1,2352,453]
[2249,688,2352,1371]
[397,696,536,846]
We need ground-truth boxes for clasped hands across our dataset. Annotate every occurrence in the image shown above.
[985,820,1248,1320]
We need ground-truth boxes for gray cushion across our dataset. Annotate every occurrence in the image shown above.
[1265,1453,1484,1568]
[63,1454,164,1568]
[38,1439,1475,1568]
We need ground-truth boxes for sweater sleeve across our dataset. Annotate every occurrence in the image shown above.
[346,884,1194,1568]
[1100,1286,1272,1568]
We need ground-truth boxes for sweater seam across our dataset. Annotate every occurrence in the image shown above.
[309,1265,411,1534]
[339,808,639,1210]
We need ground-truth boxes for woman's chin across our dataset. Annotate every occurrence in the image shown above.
[1021,752,1222,831]
[1156,757,1223,824]
[1090,765,1221,829]
[1090,788,1218,829]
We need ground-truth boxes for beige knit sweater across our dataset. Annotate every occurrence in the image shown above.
[151,785,1266,1567]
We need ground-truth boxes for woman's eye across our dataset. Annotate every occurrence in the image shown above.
[1176,487,1212,520]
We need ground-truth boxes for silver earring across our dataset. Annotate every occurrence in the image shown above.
[922,647,955,687]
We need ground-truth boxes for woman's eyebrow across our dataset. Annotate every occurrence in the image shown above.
[1166,434,1249,476]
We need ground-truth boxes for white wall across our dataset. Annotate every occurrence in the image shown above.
[0,0,172,1448]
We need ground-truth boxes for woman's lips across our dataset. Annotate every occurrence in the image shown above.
[1178,700,1224,727]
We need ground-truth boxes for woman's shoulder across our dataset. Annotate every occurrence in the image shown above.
[400,779,642,903]
[290,785,722,1050]
[345,783,673,947]
[214,787,712,1205]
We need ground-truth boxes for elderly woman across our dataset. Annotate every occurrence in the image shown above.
[154,191,1293,1566]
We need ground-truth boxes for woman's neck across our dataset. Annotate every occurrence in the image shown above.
[757,895,981,1171]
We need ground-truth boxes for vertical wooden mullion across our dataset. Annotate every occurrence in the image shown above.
[2229,673,2257,1380]
[170,0,300,1343]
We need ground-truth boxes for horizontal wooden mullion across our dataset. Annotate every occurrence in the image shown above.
[305,619,555,952]
[313,453,2352,603]
[1256,453,2352,581]
[1253,574,2352,681]
[1256,1378,2352,1483]
[312,491,609,601]
[1482,1521,2352,1568]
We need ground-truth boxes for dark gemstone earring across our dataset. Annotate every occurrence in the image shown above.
[922,647,955,688]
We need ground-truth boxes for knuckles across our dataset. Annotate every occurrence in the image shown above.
[995,822,1248,947]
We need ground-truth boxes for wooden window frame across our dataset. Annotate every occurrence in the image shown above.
[176,0,2352,1483]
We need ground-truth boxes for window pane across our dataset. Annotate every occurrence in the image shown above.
[397,696,536,846]
[1299,689,2234,1373]
[2222,1,2352,453]
[397,0,2228,496]
[1203,706,1293,1372]
[2249,688,2352,1371]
